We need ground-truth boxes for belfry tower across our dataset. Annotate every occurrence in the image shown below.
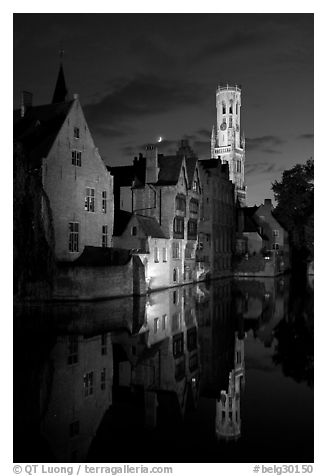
[211,84,246,206]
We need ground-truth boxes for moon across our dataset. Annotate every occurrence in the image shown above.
[158,136,163,143]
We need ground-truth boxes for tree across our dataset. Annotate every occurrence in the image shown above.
[272,158,313,267]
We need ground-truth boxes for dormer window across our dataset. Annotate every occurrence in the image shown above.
[192,180,198,192]
[132,226,137,236]
[74,127,80,139]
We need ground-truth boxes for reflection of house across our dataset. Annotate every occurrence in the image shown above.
[216,334,245,441]
[112,285,200,429]
[110,140,202,288]
[40,333,113,462]
[14,63,114,262]
[198,159,235,278]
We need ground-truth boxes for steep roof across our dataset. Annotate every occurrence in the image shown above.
[113,210,133,236]
[185,156,198,187]
[14,101,74,168]
[52,63,68,104]
[135,214,168,239]
[157,155,183,185]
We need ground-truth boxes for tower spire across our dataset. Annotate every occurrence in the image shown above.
[52,46,68,104]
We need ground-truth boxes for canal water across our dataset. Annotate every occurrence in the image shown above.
[14,275,313,463]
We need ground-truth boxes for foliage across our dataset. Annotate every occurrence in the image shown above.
[272,158,314,263]
[14,143,56,297]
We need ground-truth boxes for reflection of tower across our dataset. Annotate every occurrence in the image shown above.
[211,84,246,206]
[215,333,245,441]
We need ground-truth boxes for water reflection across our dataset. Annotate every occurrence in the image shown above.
[14,275,313,463]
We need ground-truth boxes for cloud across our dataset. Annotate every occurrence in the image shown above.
[84,74,207,136]
[246,161,282,175]
[246,135,285,153]
[298,133,314,140]
[196,29,267,60]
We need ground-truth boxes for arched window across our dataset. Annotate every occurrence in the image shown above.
[229,102,233,114]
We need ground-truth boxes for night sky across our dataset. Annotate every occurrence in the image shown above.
[13,13,313,205]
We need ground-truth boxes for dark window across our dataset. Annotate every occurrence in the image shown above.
[73,127,80,139]
[173,333,184,358]
[69,222,79,252]
[100,368,106,390]
[173,217,184,238]
[175,194,186,213]
[101,334,107,355]
[132,226,137,236]
[187,219,197,240]
[173,267,178,281]
[189,353,198,372]
[222,103,226,115]
[187,327,197,351]
[67,335,78,364]
[229,103,233,114]
[102,225,108,247]
[229,116,233,128]
[69,420,80,438]
[154,246,159,263]
[72,150,81,167]
[190,198,199,214]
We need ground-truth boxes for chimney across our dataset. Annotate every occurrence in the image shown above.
[264,198,272,207]
[20,91,33,118]
[145,144,159,184]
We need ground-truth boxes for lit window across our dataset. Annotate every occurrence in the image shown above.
[172,242,180,259]
[83,372,94,397]
[102,191,107,213]
[100,368,106,390]
[72,150,81,167]
[154,318,159,334]
[162,314,167,330]
[73,127,80,139]
[102,225,108,248]
[85,188,95,212]
[67,335,78,365]
[154,246,159,263]
[162,247,167,262]
[192,180,198,192]
[69,222,79,252]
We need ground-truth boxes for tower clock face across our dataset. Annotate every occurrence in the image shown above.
[220,122,227,131]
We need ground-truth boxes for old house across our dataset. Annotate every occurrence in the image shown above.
[198,159,235,279]
[14,63,114,263]
[111,140,202,289]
